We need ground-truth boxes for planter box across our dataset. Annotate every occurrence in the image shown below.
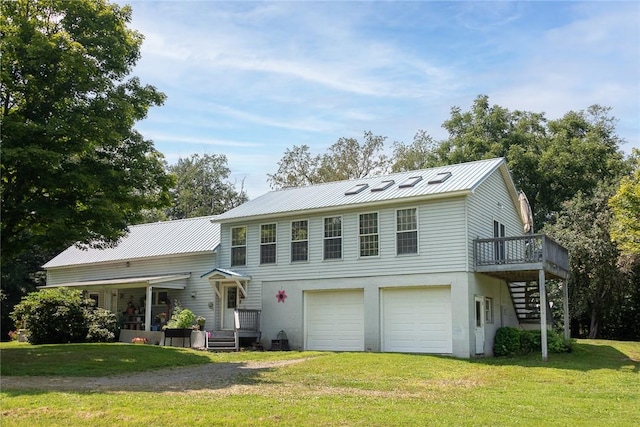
[163,328,193,347]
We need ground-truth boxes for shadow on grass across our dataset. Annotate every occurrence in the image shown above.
[472,341,639,372]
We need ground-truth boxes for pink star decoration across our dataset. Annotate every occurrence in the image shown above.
[276,289,287,303]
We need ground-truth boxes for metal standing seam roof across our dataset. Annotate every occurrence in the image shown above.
[214,157,512,222]
[43,216,221,269]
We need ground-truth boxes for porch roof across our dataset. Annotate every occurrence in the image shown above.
[39,273,191,289]
[200,267,251,282]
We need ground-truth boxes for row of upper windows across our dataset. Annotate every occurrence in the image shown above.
[230,208,418,267]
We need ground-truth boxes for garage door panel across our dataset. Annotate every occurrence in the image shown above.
[306,290,364,351]
[382,286,452,354]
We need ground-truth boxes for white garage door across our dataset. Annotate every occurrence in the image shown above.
[382,286,452,353]
[305,290,364,351]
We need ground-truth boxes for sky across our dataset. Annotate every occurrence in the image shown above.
[117,1,640,199]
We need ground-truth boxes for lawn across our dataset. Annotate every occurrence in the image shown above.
[1,340,638,426]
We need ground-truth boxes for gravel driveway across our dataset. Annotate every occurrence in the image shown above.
[1,359,308,392]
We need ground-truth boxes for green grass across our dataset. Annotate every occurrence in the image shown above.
[1,340,638,426]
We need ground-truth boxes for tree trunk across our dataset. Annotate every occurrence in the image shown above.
[588,306,600,339]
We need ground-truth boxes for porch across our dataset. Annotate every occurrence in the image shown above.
[474,234,570,361]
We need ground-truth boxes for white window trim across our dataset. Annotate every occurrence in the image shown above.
[323,215,343,261]
[485,297,494,324]
[358,211,380,258]
[290,219,309,263]
[395,207,419,256]
[259,223,277,265]
[230,225,247,266]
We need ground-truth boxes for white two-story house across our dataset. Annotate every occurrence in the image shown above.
[204,157,569,358]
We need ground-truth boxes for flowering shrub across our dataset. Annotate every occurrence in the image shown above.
[131,337,148,344]
[8,330,18,341]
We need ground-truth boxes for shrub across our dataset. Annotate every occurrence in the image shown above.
[495,327,571,357]
[494,327,521,356]
[85,307,119,343]
[11,288,88,344]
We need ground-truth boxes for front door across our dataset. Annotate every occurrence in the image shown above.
[222,286,238,330]
[474,295,485,354]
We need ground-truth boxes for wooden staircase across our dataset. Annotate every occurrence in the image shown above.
[507,281,545,324]
[206,330,236,352]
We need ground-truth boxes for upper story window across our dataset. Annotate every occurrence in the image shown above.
[260,223,277,264]
[291,220,308,262]
[323,216,342,260]
[359,212,379,257]
[396,208,418,255]
[493,220,506,261]
[231,226,247,266]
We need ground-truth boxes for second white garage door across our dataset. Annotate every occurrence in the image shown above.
[382,286,452,354]
[305,289,364,351]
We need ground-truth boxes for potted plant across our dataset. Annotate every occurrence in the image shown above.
[195,316,206,330]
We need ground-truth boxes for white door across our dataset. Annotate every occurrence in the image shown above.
[222,286,238,330]
[382,286,452,353]
[305,290,364,351]
[474,295,485,354]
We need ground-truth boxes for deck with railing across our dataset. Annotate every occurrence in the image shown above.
[474,234,569,281]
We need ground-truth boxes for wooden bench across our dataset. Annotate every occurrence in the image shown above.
[234,309,261,351]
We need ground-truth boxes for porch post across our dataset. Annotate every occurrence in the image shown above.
[145,286,153,332]
[539,269,548,361]
[563,278,570,341]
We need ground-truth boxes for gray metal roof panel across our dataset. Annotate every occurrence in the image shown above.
[215,158,507,221]
[43,216,220,269]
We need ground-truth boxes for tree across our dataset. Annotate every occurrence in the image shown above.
[390,130,440,172]
[1,0,173,264]
[165,153,248,219]
[609,149,640,256]
[543,185,627,339]
[268,132,390,189]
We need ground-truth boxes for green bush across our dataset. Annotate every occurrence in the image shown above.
[85,307,119,343]
[494,327,571,357]
[494,327,521,356]
[11,288,89,344]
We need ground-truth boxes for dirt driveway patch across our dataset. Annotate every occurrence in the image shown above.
[1,358,308,393]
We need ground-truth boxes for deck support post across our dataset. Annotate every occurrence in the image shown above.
[563,278,570,341]
[538,268,548,361]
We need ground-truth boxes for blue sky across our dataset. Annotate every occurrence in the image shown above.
[119,1,640,198]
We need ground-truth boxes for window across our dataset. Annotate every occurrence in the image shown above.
[485,297,494,323]
[260,223,277,264]
[231,226,247,266]
[345,183,368,195]
[359,212,379,257]
[398,176,423,188]
[427,171,452,184]
[323,216,342,260]
[291,220,308,262]
[226,287,238,309]
[371,180,395,192]
[493,220,506,261]
[396,208,418,255]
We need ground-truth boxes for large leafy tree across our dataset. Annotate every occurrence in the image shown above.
[166,153,248,219]
[0,0,172,339]
[609,149,640,256]
[544,185,629,339]
[268,132,390,189]
[1,0,172,260]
